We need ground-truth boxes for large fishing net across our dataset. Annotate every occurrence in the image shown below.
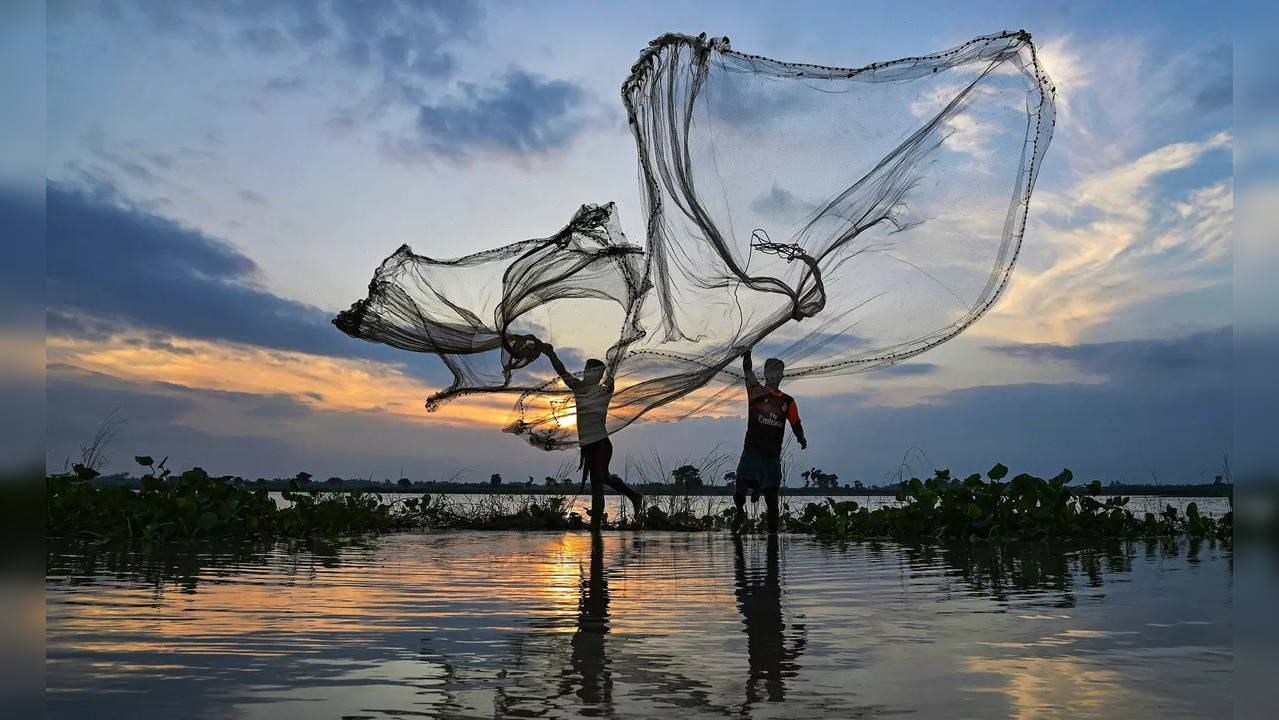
[335,30,1055,449]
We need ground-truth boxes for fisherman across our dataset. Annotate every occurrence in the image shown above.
[536,341,644,530]
[731,349,806,534]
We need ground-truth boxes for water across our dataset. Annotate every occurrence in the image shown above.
[269,491,1232,525]
[46,531,1230,719]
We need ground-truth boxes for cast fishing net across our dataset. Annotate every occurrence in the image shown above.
[335,30,1055,449]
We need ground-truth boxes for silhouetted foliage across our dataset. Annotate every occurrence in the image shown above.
[47,459,1230,543]
[671,464,703,489]
[786,465,1232,542]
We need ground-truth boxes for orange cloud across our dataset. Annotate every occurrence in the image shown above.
[46,333,515,429]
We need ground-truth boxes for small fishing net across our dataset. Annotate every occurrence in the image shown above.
[336,30,1055,449]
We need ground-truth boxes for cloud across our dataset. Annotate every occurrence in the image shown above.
[1185,44,1232,113]
[1034,36,1090,128]
[46,310,111,342]
[261,75,306,94]
[749,185,811,220]
[1195,80,1232,112]
[621,335,1231,487]
[45,364,537,480]
[237,188,268,206]
[102,0,482,84]
[393,69,603,160]
[981,132,1232,343]
[871,363,939,378]
[123,336,198,356]
[45,181,455,382]
[702,72,814,128]
[75,1,610,161]
[990,327,1230,385]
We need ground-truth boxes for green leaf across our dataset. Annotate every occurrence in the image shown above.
[987,463,1008,480]
[72,463,100,480]
[135,456,154,467]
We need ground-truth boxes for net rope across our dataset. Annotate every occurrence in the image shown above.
[335,30,1055,449]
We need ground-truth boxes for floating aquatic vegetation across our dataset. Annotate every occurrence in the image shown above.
[47,458,1227,543]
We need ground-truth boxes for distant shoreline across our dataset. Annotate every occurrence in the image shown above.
[81,475,1235,498]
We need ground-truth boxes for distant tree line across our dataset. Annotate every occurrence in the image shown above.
[80,466,1233,497]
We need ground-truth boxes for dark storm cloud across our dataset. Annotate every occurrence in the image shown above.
[45,182,451,383]
[408,69,601,159]
[989,327,1231,384]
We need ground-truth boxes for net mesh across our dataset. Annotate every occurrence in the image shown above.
[335,30,1056,449]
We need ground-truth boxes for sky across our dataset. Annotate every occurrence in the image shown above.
[39,0,1238,486]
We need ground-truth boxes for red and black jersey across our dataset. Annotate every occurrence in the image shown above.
[744,383,800,454]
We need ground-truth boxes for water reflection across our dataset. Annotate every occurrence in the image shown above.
[46,533,1232,719]
[734,534,805,706]
[570,532,611,708]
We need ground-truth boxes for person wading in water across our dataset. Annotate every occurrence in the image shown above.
[536,341,644,530]
[731,349,807,534]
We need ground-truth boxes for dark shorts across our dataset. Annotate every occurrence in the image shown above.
[735,446,782,491]
[579,437,613,488]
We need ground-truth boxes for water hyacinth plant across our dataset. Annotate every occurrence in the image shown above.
[46,458,1230,543]
[784,464,1231,542]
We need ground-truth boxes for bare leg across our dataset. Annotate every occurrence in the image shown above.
[602,473,643,521]
[586,440,613,532]
[731,487,747,533]
[589,474,605,533]
[764,488,780,535]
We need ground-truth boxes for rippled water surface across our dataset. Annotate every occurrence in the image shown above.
[46,532,1231,719]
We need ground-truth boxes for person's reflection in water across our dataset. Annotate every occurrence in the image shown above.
[569,532,612,711]
[734,534,804,707]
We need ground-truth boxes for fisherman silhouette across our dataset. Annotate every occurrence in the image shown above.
[734,534,805,706]
[569,532,612,707]
[732,349,806,534]
[536,341,644,530]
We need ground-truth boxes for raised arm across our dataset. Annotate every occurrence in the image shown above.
[743,348,761,388]
[539,342,582,391]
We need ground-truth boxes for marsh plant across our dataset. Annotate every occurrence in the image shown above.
[784,464,1231,542]
[47,458,1230,543]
